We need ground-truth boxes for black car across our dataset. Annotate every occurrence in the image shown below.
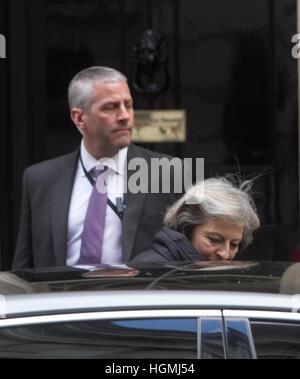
[0,261,299,359]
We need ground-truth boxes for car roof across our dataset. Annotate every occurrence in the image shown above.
[0,261,299,319]
[0,261,298,295]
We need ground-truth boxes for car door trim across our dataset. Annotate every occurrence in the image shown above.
[223,309,300,321]
[0,309,222,328]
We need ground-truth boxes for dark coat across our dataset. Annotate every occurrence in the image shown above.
[130,226,204,263]
[12,144,181,269]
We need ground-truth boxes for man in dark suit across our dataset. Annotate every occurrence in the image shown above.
[12,66,182,269]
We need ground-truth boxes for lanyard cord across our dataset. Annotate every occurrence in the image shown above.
[79,154,123,221]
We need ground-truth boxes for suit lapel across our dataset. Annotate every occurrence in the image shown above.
[50,145,147,264]
[51,149,79,265]
[122,144,147,262]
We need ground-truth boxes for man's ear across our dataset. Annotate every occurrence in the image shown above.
[70,108,86,133]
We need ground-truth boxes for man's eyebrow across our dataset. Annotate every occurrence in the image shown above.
[103,100,119,104]
[103,98,133,104]
[100,100,119,107]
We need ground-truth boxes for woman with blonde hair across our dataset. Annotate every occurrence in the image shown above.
[131,176,260,262]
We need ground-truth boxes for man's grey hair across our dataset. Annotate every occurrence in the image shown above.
[164,176,260,251]
[68,66,128,113]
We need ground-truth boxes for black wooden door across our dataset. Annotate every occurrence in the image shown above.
[0,0,298,268]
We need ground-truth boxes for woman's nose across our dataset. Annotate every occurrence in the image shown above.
[216,244,231,260]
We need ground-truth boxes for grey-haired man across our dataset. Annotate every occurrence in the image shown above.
[12,66,182,269]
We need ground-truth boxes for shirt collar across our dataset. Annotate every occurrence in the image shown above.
[80,140,127,176]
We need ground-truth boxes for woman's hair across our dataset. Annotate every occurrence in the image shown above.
[68,66,127,113]
[164,175,260,251]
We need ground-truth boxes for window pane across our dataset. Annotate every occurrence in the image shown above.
[251,321,300,359]
[0,318,197,359]
[199,318,225,359]
[225,319,255,359]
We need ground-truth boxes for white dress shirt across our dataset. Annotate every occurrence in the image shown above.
[66,141,127,266]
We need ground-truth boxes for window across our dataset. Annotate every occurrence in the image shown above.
[199,318,225,359]
[225,318,256,359]
[0,318,198,359]
[251,321,300,359]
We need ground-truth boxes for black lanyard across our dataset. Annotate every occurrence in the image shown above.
[79,154,124,221]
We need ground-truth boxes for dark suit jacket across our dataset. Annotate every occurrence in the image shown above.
[12,144,182,269]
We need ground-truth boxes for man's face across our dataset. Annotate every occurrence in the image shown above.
[75,80,134,158]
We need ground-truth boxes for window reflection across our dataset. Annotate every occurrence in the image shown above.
[113,318,197,332]
[251,321,300,359]
[225,319,255,359]
[199,318,225,359]
[0,318,198,359]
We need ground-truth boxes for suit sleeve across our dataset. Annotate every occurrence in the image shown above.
[11,169,33,269]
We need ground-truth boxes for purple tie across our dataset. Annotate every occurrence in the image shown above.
[78,166,108,265]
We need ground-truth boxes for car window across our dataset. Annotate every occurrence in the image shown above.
[199,318,225,359]
[225,318,256,359]
[250,321,300,359]
[0,318,198,359]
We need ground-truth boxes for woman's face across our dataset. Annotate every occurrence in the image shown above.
[190,218,244,261]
